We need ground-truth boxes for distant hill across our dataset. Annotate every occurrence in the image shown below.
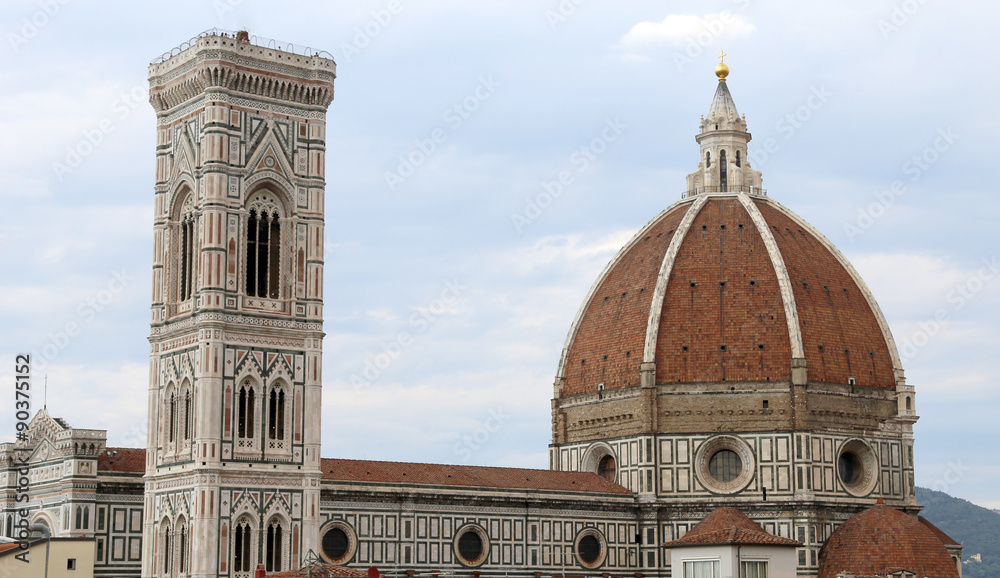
[916,487,1000,578]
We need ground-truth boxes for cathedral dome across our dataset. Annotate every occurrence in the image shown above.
[555,65,903,402]
[555,191,902,398]
[817,503,961,578]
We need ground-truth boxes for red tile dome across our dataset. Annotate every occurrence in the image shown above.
[555,193,902,398]
[818,503,960,578]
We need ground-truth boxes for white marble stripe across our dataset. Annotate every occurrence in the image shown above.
[738,193,806,359]
[642,195,710,363]
[760,196,904,374]
[554,198,697,382]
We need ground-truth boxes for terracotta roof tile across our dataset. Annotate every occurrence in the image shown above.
[662,507,801,547]
[818,504,960,578]
[559,195,899,396]
[97,448,145,473]
[320,458,631,495]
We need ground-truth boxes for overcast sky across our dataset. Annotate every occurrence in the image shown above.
[0,0,997,509]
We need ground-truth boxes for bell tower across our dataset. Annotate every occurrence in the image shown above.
[143,31,335,578]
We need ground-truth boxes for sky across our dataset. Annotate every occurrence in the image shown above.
[0,0,997,509]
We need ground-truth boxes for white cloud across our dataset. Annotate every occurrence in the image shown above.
[618,12,756,51]
[850,251,1000,319]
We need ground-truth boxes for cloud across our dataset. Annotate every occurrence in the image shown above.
[618,12,756,52]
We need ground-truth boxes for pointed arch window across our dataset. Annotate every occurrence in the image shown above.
[168,392,177,443]
[233,519,252,574]
[237,380,256,446]
[719,149,728,190]
[178,194,196,302]
[245,193,283,300]
[268,385,286,441]
[183,387,192,441]
[265,519,284,573]
[82,507,89,530]
[178,521,188,574]
[162,524,173,576]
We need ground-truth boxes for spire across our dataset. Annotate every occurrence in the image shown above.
[685,56,764,197]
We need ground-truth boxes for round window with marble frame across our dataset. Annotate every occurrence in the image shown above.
[574,527,607,570]
[837,439,878,497]
[581,442,618,484]
[453,523,490,567]
[318,520,357,566]
[694,435,756,494]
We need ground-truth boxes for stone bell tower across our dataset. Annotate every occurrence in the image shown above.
[143,30,335,578]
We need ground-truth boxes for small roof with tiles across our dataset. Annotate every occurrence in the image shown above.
[818,503,960,578]
[320,458,631,495]
[662,506,801,548]
[97,448,146,473]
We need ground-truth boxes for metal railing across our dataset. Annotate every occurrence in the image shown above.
[682,185,767,198]
[151,28,334,65]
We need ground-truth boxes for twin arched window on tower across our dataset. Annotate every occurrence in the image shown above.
[235,378,289,449]
[171,188,286,306]
[159,517,189,578]
[233,517,285,575]
[165,381,194,449]
[245,192,283,300]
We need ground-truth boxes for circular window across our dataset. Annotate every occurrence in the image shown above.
[838,451,862,485]
[709,449,742,483]
[318,521,356,565]
[453,525,489,567]
[574,528,607,569]
[837,439,878,497]
[598,455,616,482]
[695,435,755,494]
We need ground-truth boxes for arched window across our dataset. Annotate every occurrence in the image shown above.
[83,507,89,530]
[237,381,256,444]
[233,519,253,574]
[168,392,177,443]
[736,150,741,167]
[265,519,284,573]
[245,193,283,300]
[598,455,616,482]
[75,506,82,530]
[183,388,192,441]
[162,524,173,576]
[719,149,728,190]
[905,396,912,410]
[177,194,196,302]
[178,520,188,574]
[705,151,711,168]
[268,385,286,441]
